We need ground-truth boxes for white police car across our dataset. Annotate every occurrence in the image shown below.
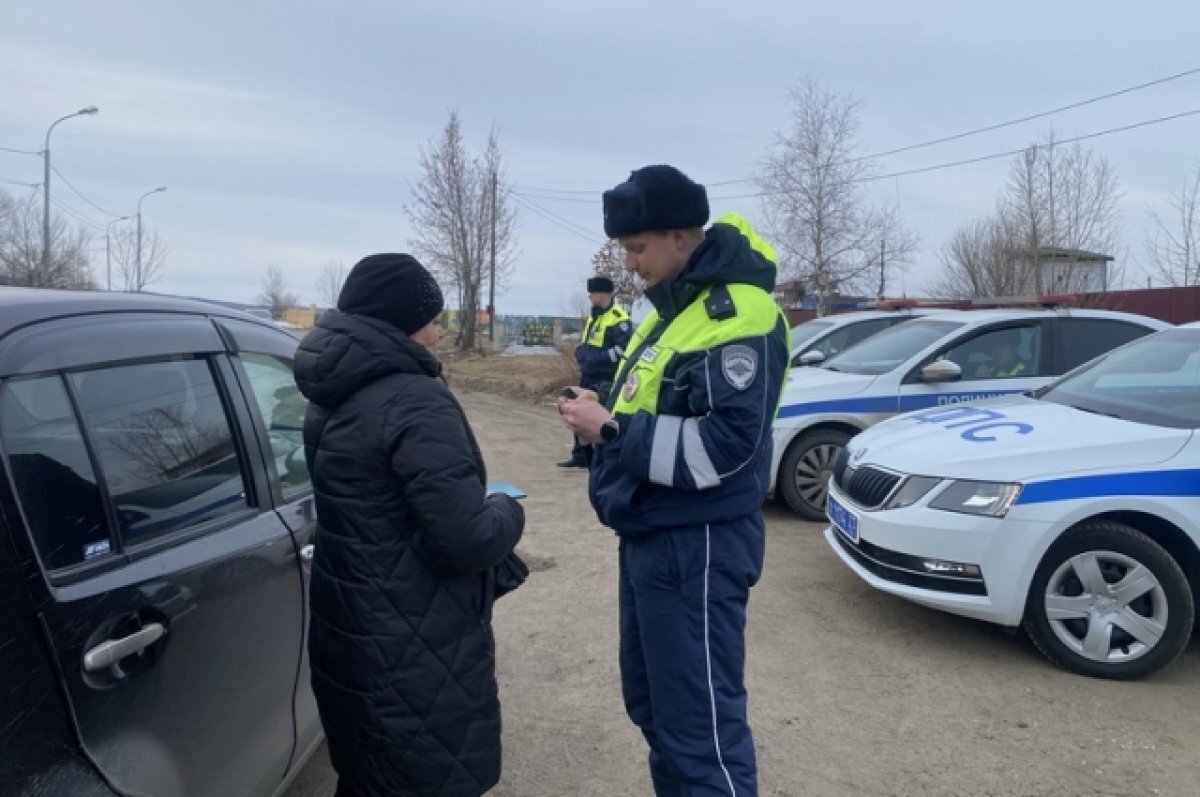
[788,305,952,367]
[772,307,1169,519]
[825,323,1200,679]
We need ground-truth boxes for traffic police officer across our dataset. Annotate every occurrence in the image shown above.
[559,276,633,467]
[559,165,789,796]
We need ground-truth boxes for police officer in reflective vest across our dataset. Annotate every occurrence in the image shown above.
[558,165,789,796]
[559,276,633,467]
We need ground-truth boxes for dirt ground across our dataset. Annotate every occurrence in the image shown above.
[288,387,1200,797]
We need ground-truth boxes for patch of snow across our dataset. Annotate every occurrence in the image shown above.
[502,345,561,356]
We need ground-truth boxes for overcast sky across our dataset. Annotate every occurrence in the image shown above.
[2,1,1198,314]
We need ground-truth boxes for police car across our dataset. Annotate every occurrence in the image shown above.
[824,323,1200,679]
[788,305,953,367]
[772,307,1169,520]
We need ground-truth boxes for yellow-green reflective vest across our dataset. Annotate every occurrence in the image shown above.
[582,304,630,348]
[611,284,786,417]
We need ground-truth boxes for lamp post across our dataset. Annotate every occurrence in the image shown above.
[105,216,132,291]
[42,106,99,272]
[135,186,166,291]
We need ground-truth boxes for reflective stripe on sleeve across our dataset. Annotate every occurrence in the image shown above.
[682,418,720,489]
[649,416,683,486]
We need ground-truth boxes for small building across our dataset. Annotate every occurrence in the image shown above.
[1011,247,1113,293]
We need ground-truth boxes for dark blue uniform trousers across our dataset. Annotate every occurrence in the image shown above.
[618,516,765,796]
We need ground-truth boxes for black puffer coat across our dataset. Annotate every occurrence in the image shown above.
[294,311,524,797]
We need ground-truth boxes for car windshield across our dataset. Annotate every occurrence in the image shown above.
[1036,327,1200,429]
[789,319,836,351]
[822,318,963,375]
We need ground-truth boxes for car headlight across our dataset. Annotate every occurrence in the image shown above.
[928,480,1022,517]
[882,475,941,509]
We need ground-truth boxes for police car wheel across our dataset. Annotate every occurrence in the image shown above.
[1022,520,1194,680]
[779,428,850,521]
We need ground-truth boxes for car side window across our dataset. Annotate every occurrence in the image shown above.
[836,318,893,353]
[70,358,250,547]
[238,353,310,494]
[0,375,112,570]
[942,325,1043,381]
[1055,319,1152,373]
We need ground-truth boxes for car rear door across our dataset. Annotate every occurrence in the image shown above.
[0,313,304,797]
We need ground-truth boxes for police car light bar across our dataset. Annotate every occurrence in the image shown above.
[970,294,1077,309]
[854,298,946,310]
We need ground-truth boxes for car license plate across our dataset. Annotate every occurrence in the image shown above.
[827,493,859,543]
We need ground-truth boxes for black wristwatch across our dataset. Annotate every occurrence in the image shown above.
[600,418,620,443]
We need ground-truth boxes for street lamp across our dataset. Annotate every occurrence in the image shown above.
[42,106,99,271]
[105,216,132,291]
[136,186,167,291]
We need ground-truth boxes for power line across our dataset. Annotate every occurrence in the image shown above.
[706,65,1200,187]
[0,145,40,156]
[509,191,604,245]
[511,107,1200,205]
[513,66,1200,196]
[51,165,122,218]
[49,196,107,231]
[709,107,1200,200]
[510,193,602,245]
[511,189,598,204]
[509,190,600,239]
[1,175,40,188]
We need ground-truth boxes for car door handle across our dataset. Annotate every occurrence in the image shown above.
[83,623,166,672]
[299,544,315,562]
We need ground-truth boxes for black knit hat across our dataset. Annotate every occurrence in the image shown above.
[337,253,444,335]
[587,276,614,293]
[602,165,709,239]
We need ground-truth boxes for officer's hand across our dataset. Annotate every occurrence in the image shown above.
[560,398,610,443]
[555,386,598,413]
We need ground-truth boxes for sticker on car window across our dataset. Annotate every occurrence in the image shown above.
[83,539,111,560]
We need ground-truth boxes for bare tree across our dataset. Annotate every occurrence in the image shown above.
[928,213,1024,299]
[109,227,168,291]
[931,132,1124,297]
[1145,162,1200,287]
[259,265,299,316]
[406,112,519,350]
[1001,131,1123,292]
[316,260,348,306]
[0,188,94,289]
[756,79,916,312]
[867,201,919,300]
[590,239,642,309]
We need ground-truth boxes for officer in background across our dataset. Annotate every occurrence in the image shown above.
[558,165,789,795]
[558,275,632,468]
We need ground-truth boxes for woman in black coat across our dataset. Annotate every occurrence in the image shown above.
[294,254,525,797]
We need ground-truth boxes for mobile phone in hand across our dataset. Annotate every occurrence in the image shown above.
[559,387,578,399]
[487,481,527,500]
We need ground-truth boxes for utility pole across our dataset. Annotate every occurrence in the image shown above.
[877,238,886,300]
[42,106,98,273]
[489,167,497,344]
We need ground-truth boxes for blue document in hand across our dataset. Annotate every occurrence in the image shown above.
[486,481,527,500]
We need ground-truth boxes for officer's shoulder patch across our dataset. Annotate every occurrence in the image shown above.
[721,344,758,390]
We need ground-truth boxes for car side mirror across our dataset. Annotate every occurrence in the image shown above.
[797,350,826,367]
[919,359,962,383]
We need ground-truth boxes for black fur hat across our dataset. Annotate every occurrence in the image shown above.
[586,276,614,293]
[602,165,709,239]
